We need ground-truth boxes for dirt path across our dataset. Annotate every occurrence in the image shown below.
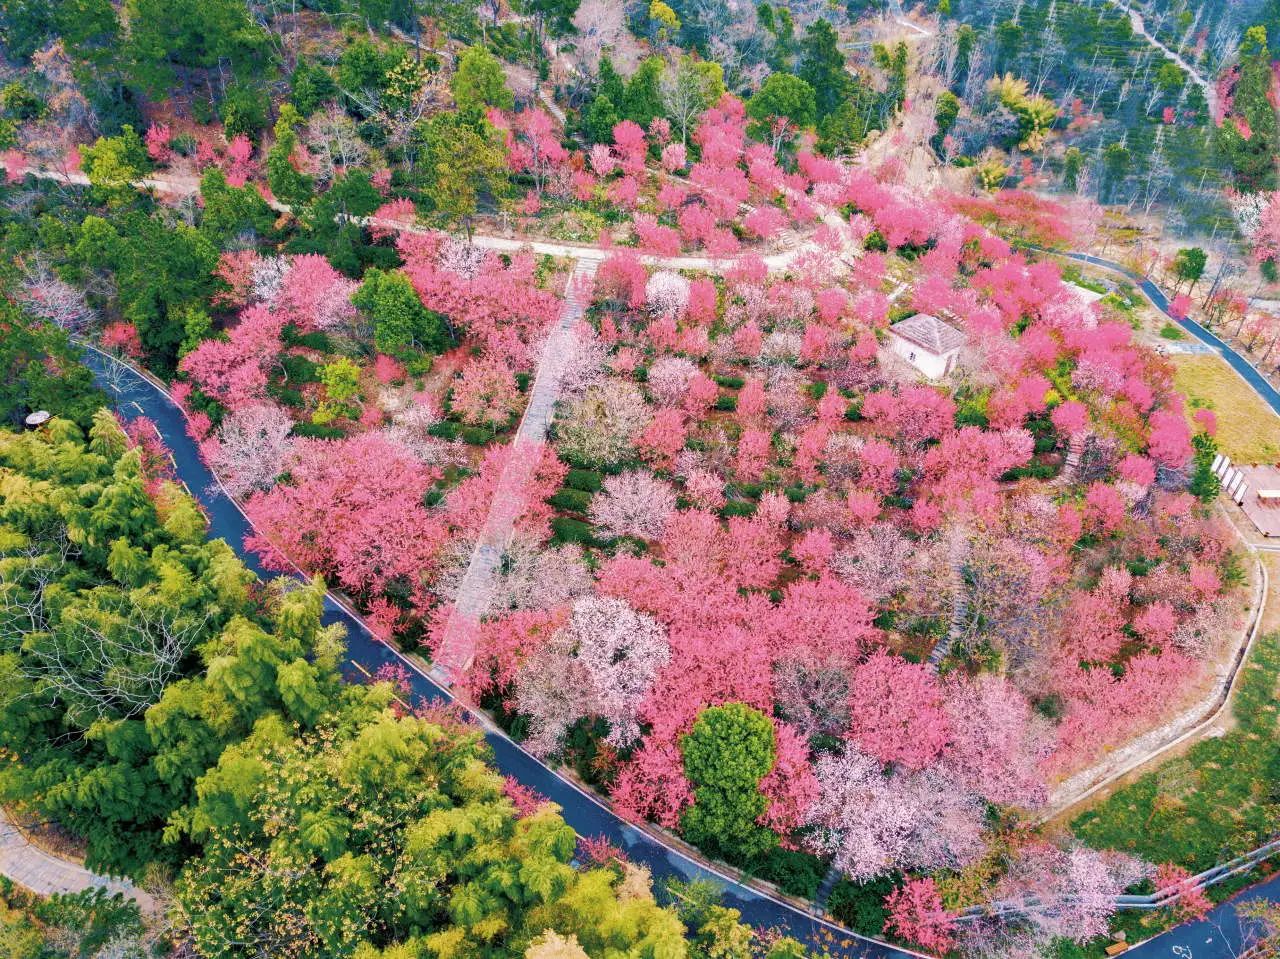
[1106,0,1217,117]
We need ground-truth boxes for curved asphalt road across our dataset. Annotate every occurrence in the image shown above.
[1061,253,1280,958]
[79,347,919,959]
[1061,251,1280,416]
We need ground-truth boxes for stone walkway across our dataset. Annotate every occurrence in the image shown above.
[0,809,155,912]
[431,259,599,683]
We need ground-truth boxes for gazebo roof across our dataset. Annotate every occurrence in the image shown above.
[889,313,966,355]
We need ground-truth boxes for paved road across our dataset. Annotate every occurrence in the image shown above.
[1061,251,1280,417]
[79,347,920,958]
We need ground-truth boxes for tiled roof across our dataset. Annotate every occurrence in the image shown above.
[889,313,966,355]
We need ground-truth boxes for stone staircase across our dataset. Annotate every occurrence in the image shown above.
[927,529,970,670]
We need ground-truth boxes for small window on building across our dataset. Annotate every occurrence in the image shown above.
[908,351,916,361]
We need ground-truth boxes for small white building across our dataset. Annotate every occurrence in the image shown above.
[886,313,966,380]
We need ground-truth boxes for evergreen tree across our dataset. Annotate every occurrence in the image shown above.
[798,19,853,120]
[451,44,514,113]
[622,56,666,127]
[680,703,778,863]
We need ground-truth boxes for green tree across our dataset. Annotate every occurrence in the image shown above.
[177,690,690,959]
[0,300,105,429]
[1102,141,1132,201]
[290,59,338,117]
[418,112,508,237]
[1216,25,1279,192]
[798,18,853,120]
[932,89,960,152]
[0,419,315,875]
[122,0,271,96]
[583,94,621,144]
[198,166,277,243]
[747,72,817,144]
[1062,146,1085,192]
[597,55,625,107]
[72,212,218,372]
[953,24,977,91]
[266,104,315,208]
[994,19,1023,72]
[622,56,666,127]
[680,703,778,863]
[871,41,908,113]
[649,0,680,43]
[79,126,147,207]
[1172,247,1208,292]
[451,44,514,112]
[219,80,270,141]
[353,268,449,357]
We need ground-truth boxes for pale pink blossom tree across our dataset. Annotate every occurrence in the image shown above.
[805,745,986,881]
[205,403,296,498]
[516,596,670,755]
[589,471,679,540]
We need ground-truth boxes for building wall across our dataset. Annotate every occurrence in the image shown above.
[887,333,956,380]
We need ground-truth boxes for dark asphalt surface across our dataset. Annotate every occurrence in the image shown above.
[80,346,919,959]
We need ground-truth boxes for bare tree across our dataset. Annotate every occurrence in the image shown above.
[22,599,210,724]
[661,58,716,146]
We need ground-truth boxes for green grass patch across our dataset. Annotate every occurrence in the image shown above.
[1159,323,1186,340]
[1072,631,1280,871]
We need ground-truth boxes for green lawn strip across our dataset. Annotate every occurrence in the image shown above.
[1072,631,1280,872]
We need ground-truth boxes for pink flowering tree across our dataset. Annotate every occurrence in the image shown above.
[846,651,951,770]
[243,432,450,611]
[886,879,956,953]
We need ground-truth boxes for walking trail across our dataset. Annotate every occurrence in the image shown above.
[431,259,598,682]
[0,808,155,912]
[1106,0,1217,117]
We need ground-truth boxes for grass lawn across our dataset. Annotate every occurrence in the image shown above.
[1071,630,1280,872]
[1172,355,1280,464]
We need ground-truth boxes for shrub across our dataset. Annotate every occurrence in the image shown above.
[551,516,596,545]
[461,426,493,445]
[516,372,532,391]
[291,422,345,439]
[1159,323,1185,340]
[827,876,898,936]
[428,421,459,439]
[747,847,826,899]
[784,485,811,503]
[714,395,738,412]
[1001,461,1059,481]
[267,384,306,408]
[220,81,270,140]
[720,500,756,518]
[282,327,333,351]
[565,469,604,492]
[714,374,745,389]
[280,354,320,383]
[549,488,593,513]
